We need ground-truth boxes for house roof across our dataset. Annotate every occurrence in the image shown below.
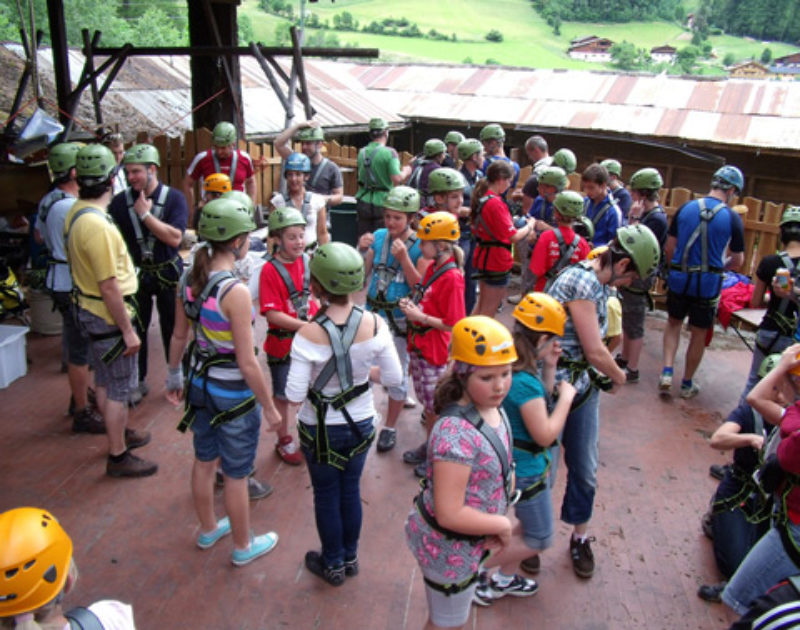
[650,46,677,54]
[7,45,800,152]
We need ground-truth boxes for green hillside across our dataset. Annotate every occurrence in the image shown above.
[241,0,800,73]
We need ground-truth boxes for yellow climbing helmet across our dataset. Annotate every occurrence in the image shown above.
[417,211,460,242]
[0,507,73,616]
[513,292,567,337]
[204,173,232,194]
[450,316,517,366]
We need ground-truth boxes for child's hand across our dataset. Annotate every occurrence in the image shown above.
[750,434,765,451]
[557,379,576,402]
[390,238,408,261]
[542,339,562,366]
[778,344,800,372]
[357,232,374,252]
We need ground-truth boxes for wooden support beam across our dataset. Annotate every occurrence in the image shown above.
[264,55,316,117]
[46,0,71,126]
[81,29,103,126]
[3,29,44,140]
[200,0,241,131]
[249,43,291,115]
[290,26,313,121]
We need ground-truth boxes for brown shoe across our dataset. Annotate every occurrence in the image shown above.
[125,429,151,450]
[570,536,596,578]
[72,407,106,434]
[106,451,158,478]
[520,554,540,575]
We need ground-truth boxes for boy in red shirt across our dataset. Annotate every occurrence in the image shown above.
[259,207,319,465]
[529,190,591,292]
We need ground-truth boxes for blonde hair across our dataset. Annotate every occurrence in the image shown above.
[434,241,464,270]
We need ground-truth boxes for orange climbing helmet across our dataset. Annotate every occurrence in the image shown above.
[204,173,232,194]
[417,211,460,242]
[450,316,517,366]
[513,292,567,337]
[0,507,73,616]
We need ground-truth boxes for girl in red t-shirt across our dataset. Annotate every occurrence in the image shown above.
[471,161,535,317]
[259,207,319,465]
[400,212,466,429]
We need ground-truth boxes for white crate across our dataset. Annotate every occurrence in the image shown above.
[0,324,29,388]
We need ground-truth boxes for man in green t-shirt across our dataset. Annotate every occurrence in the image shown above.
[355,118,412,236]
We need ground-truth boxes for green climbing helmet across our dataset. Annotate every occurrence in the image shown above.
[384,186,420,214]
[268,207,306,233]
[368,118,388,131]
[428,167,466,194]
[75,144,118,183]
[601,159,622,178]
[553,190,584,218]
[423,139,447,159]
[575,215,594,241]
[758,353,781,379]
[123,143,160,167]
[213,122,236,146]
[552,148,577,174]
[457,138,482,161]
[479,123,505,142]
[538,166,568,192]
[780,206,800,226]
[48,142,83,177]
[310,242,364,295]
[630,167,664,191]
[197,197,255,243]
[444,130,465,145]
[221,190,254,214]
[296,126,325,142]
[615,224,661,279]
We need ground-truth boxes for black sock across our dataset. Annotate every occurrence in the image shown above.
[109,450,127,463]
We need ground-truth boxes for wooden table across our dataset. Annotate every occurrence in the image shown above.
[728,307,766,352]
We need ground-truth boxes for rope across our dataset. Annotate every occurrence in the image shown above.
[2,94,38,127]
[152,87,228,137]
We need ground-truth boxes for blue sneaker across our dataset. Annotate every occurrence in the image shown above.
[196,516,231,550]
[231,531,279,567]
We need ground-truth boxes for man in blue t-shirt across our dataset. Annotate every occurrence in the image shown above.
[581,163,622,247]
[109,144,188,402]
[659,165,745,399]
[601,158,632,222]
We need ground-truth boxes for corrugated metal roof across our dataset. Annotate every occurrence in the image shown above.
[6,44,800,150]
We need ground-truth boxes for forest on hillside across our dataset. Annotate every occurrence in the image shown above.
[707,0,800,44]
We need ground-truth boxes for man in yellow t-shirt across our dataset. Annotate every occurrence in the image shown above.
[65,144,157,478]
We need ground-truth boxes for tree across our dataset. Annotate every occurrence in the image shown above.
[238,14,253,45]
[485,29,504,42]
[676,45,700,72]
[723,52,736,66]
[761,47,773,64]
[610,41,645,70]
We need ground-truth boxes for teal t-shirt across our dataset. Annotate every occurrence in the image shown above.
[356,142,402,206]
[502,370,549,478]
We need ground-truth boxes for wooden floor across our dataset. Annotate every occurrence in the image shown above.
[0,308,748,630]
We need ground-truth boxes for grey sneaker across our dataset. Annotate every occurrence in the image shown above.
[658,371,673,393]
[247,477,273,501]
[680,382,700,399]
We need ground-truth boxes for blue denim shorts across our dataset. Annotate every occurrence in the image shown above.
[479,271,510,287]
[188,382,260,478]
[514,474,554,550]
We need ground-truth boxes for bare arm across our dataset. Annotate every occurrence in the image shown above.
[274,123,302,159]
[710,421,763,451]
[520,388,575,448]
[224,284,280,427]
[265,309,305,332]
[747,343,800,425]
[245,176,257,201]
[167,294,190,369]
[327,186,344,208]
[182,174,196,215]
[664,235,677,267]
[569,299,626,386]
[98,276,140,356]
[433,461,512,539]
[510,220,535,244]
[750,277,768,308]
[391,164,412,185]
[316,207,329,245]
[726,250,744,272]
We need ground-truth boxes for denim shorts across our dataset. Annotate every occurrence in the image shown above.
[478,271,510,287]
[78,308,137,402]
[188,382,261,479]
[514,474,555,550]
[268,358,291,400]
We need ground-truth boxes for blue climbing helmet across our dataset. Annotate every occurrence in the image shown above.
[285,152,311,174]
[712,166,744,194]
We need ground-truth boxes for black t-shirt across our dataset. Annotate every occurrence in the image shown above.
[714,403,763,501]
[756,253,800,332]
[641,206,669,249]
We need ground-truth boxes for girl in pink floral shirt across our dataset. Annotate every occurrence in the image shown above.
[405,316,532,629]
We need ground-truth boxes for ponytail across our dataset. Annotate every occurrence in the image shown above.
[433,371,466,416]
[435,242,464,270]
[189,244,213,300]
[470,178,490,229]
